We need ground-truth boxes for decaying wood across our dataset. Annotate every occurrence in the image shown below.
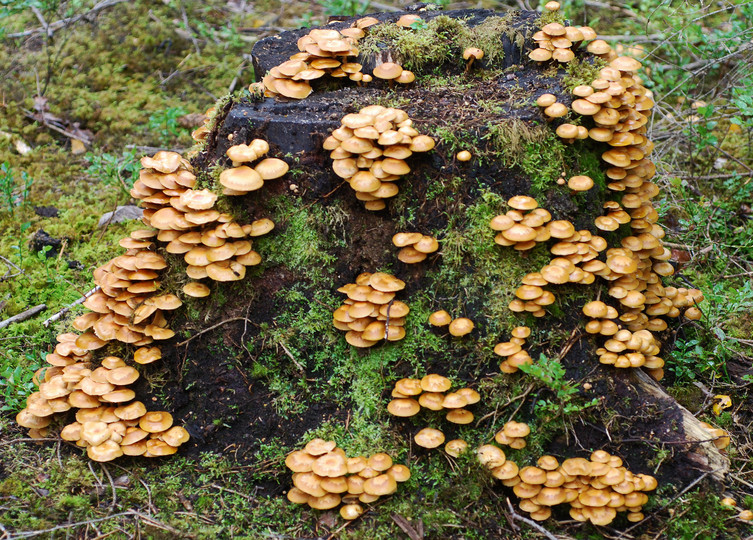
[0,303,46,330]
[630,369,729,480]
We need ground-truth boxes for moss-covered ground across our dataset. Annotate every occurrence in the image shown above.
[1,1,753,538]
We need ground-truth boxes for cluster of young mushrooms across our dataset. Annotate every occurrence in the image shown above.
[285,438,411,520]
[260,16,418,100]
[325,106,436,211]
[16,136,287,460]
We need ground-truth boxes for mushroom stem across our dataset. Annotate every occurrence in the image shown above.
[464,58,475,74]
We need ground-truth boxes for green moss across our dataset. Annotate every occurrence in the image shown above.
[520,129,567,195]
[562,57,608,91]
[359,15,512,75]
[457,15,515,65]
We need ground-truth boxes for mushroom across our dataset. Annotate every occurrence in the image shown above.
[463,47,484,73]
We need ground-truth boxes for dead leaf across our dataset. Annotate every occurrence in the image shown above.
[71,139,86,155]
[713,395,732,416]
[14,138,31,155]
[178,112,207,128]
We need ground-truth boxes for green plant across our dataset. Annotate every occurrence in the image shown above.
[317,0,369,17]
[0,352,43,412]
[148,106,188,145]
[0,162,33,212]
[519,354,598,419]
[85,149,140,193]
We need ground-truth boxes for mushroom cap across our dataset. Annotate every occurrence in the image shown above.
[387,398,421,417]
[373,62,403,80]
[456,150,472,161]
[508,195,538,211]
[312,451,348,477]
[428,310,452,326]
[503,421,530,438]
[414,427,445,449]
[446,409,474,424]
[418,392,445,411]
[368,272,405,292]
[444,439,469,457]
[219,166,263,192]
[286,450,316,473]
[105,366,139,386]
[448,318,474,337]
[139,411,173,433]
[519,466,548,485]
[463,47,484,60]
[477,444,506,468]
[363,474,397,496]
[114,401,147,421]
[420,374,451,392]
[535,94,557,107]
[394,378,422,396]
[568,175,594,191]
[305,438,337,456]
[544,103,568,118]
[87,440,123,462]
[340,504,365,520]
[183,282,210,298]
[254,158,289,180]
[161,426,190,447]
[134,346,161,365]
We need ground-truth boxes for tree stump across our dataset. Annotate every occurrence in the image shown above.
[166,6,727,504]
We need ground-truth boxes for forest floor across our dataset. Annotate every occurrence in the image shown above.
[1,1,753,538]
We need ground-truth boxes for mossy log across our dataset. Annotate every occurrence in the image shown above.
[171,7,728,495]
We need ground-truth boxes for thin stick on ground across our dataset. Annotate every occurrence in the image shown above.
[175,317,253,347]
[505,498,561,540]
[0,303,46,330]
[43,287,100,327]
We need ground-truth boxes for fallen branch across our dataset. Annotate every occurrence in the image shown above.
[43,286,99,327]
[505,498,560,540]
[0,303,46,330]
[6,0,129,39]
[175,317,252,347]
[0,255,23,282]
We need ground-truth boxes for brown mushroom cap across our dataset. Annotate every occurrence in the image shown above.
[387,398,421,417]
[312,451,348,478]
[448,318,474,337]
[373,62,403,80]
[420,374,451,393]
[414,427,445,449]
[219,166,263,192]
[139,411,173,433]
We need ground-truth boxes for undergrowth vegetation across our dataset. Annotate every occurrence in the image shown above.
[1,0,752,538]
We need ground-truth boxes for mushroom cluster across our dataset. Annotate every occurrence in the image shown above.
[263,27,367,100]
[494,420,531,448]
[387,374,480,426]
[220,139,289,195]
[325,106,436,211]
[428,311,475,337]
[583,300,664,373]
[133,150,276,289]
[529,21,597,64]
[285,438,410,519]
[333,272,409,347]
[392,232,439,263]
[16,346,189,461]
[494,327,533,374]
[485,449,657,524]
[490,196,558,251]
